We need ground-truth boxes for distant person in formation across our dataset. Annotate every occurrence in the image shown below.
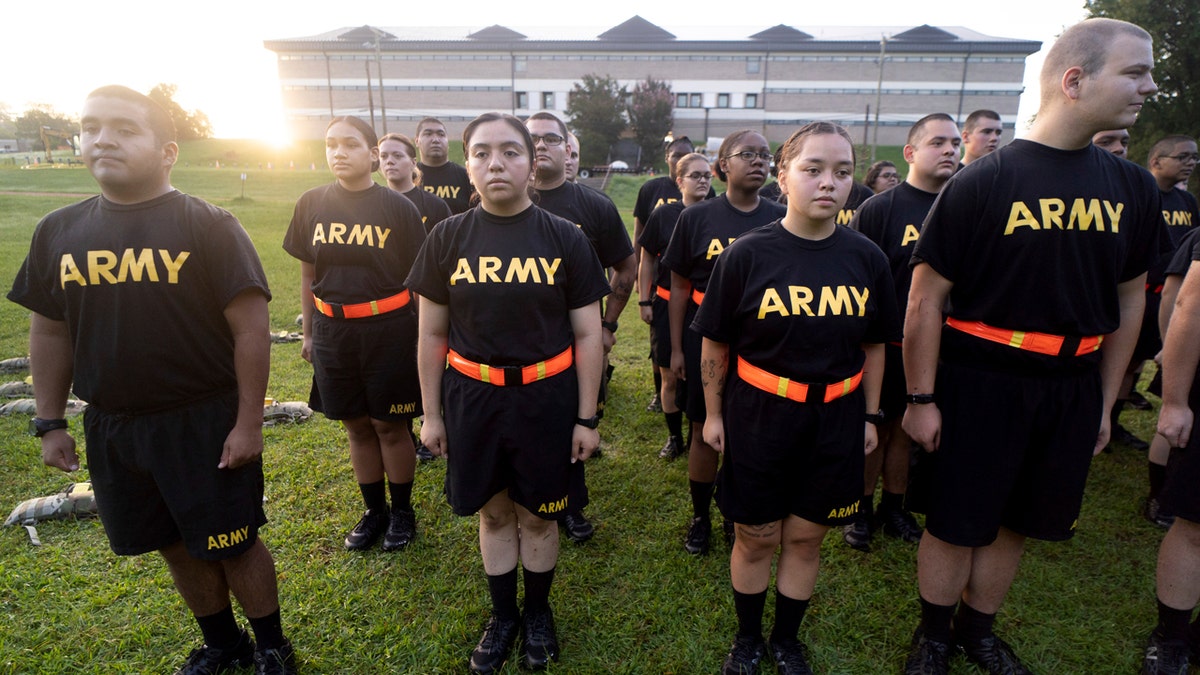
[416,117,475,214]
[637,152,714,461]
[380,132,452,234]
[1136,135,1199,530]
[8,85,297,674]
[845,113,960,554]
[758,147,784,203]
[526,111,636,544]
[407,112,608,674]
[1092,128,1131,157]
[633,136,715,413]
[957,109,1003,169]
[863,160,900,194]
[661,129,787,556]
[901,18,1163,674]
[695,121,899,675]
[836,175,875,227]
[284,116,427,554]
[565,132,580,183]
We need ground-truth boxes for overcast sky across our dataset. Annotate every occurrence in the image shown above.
[4,0,1090,143]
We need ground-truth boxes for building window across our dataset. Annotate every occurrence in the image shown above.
[717,93,730,108]
[744,93,758,109]
[747,59,761,74]
[542,92,555,109]
[514,58,526,72]
[676,93,689,108]
[690,93,702,108]
[516,92,528,109]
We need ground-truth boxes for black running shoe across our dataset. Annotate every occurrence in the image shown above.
[415,442,436,462]
[684,516,711,556]
[723,634,765,675]
[175,628,255,675]
[658,435,685,460]
[1141,632,1190,675]
[1144,497,1176,530]
[770,638,814,675]
[646,393,663,413]
[562,511,595,543]
[520,606,559,670]
[382,508,416,551]
[344,510,389,550]
[904,627,951,675]
[957,632,1032,675]
[879,507,923,543]
[253,639,298,675]
[842,517,871,552]
[469,614,519,675]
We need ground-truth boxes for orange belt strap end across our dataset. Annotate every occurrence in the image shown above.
[945,317,1102,357]
[736,356,862,404]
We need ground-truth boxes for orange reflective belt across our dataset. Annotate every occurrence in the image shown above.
[656,285,670,301]
[736,356,863,404]
[691,288,705,305]
[313,289,410,320]
[945,317,1103,357]
[1147,282,1164,295]
[447,346,573,386]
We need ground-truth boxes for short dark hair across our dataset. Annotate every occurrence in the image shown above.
[327,116,379,172]
[963,109,1001,132]
[85,85,176,145]
[526,111,569,139]
[907,113,957,146]
[416,117,445,136]
[1148,135,1197,163]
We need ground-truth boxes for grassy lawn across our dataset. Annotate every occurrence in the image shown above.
[0,150,1169,674]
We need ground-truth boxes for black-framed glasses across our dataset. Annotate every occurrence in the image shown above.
[724,151,772,162]
[530,133,565,147]
[1167,153,1200,163]
[683,172,713,181]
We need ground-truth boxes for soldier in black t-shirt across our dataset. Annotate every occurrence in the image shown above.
[901,19,1164,673]
[836,182,876,228]
[845,113,960,554]
[1092,128,1131,158]
[527,112,636,543]
[661,130,787,556]
[380,133,453,234]
[637,153,714,461]
[284,117,427,555]
[694,122,900,675]
[958,109,1003,169]
[416,117,475,214]
[8,85,296,673]
[407,112,608,674]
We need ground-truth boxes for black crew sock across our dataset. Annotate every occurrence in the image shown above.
[769,590,810,645]
[880,490,904,514]
[733,589,768,639]
[195,605,242,650]
[689,480,715,521]
[918,596,956,644]
[1149,462,1168,500]
[359,480,387,514]
[389,481,413,512]
[248,608,286,650]
[522,566,556,613]
[653,368,663,397]
[954,602,996,645]
[664,410,683,439]
[487,568,520,621]
[1156,598,1193,642]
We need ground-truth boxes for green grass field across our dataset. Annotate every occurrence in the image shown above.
[0,149,1169,674]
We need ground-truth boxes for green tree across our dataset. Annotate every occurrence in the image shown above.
[15,105,76,150]
[565,74,628,167]
[148,83,213,140]
[0,104,16,138]
[628,78,674,171]
[1086,0,1200,160]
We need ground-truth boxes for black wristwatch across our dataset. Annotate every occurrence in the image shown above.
[575,414,601,429]
[864,411,886,426]
[29,417,68,437]
[601,320,619,333]
[906,393,936,405]
[638,300,653,307]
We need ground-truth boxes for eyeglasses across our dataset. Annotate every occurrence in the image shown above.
[683,172,713,181]
[878,172,899,180]
[1166,153,1200,163]
[530,133,565,147]
[724,151,772,162]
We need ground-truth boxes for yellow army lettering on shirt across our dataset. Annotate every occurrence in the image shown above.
[537,495,568,514]
[59,249,190,288]
[706,238,737,260]
[207,525,250,550]
[901,224,920,247]
[653,197,679,211]
[757,285,871,319]
[827,500,860,519]
[424,184,462,201]
[310,222,392,248]
[1163,209,1194,227]
[450,257,563,285]
[1002,198,1124,236]
[836,208,857,226]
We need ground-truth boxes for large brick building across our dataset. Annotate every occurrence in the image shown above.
[264,16,1040,148]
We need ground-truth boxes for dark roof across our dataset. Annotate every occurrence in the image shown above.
[337,25,396,42]
[468,25,527,40]
[891,24,958,42]
[597,16,675,41]
[750,25,814,41]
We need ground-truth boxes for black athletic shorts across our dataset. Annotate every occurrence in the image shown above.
[916,358,1102,547]
[1132,290,1162,362]
[715,377,864,526]
[880,343,907,420]
[651,296,672,369]
[442,367,588,520]
[681,303,707,422]
[1160,381,1200,522]
[84,392,267,560]
[309,309,422,421]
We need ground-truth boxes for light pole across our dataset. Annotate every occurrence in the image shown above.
[871,35,888,164]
